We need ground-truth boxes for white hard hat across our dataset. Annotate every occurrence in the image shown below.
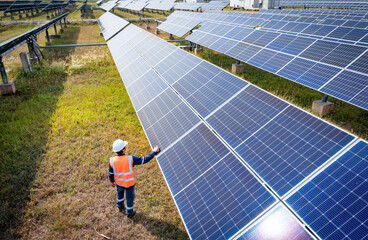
[113,139,128,152]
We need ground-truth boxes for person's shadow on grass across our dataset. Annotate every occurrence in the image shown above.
[130,212,189,240]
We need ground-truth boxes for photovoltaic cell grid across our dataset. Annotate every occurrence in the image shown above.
[186,19,368,110]
[106,24,281,240]
[158,11,202,37]
[145,2,175,11]
[100,1,116,12]
[171,127,276,240]
[238,204,313,240]
[123,2,148,11]
[287,140,368,239]
[197,10,368,46]
[104,20,367,240]
[97,12,130,41]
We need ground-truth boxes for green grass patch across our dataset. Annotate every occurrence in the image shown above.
[0,24,35,43]
[1,24,188,239]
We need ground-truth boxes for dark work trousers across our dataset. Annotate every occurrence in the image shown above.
[116,185,135,214]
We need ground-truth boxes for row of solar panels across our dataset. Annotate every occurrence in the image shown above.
[275,0,368,10]
[0,0,74,13]
[98,12,368,240]
[199,10,368,45]
[157,10,368,111]
[99,0,229,12]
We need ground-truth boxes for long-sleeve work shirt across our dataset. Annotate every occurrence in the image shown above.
[109,151,156,183]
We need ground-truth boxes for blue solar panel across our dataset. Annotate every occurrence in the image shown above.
[173,61,247,118]
[209,38,237,53]
[343,28,368,41]
[287,140,368,240]
[157,123,230,196]
[299,40,339,62]
[296,63,341,89]
[137,88,200,149]
[261,52,294,73]
[171,126,276,239]
[127,70,169,111]
[248,49,277,68]
[279,36,316,55]
[107,18,367,239]
[238,205,313,240]
[277,58,316,81]
[321,70,368,109]
[155,49,202,85]
[234,105,355,197]
[267,34,297,51]
[225,26,253,41]
[320,44,366,68]
[206,85,289,147]
[236,44,262,63]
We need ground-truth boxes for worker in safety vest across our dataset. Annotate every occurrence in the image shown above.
[109,139,160,218]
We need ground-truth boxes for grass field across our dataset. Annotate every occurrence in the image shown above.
[0,23,188,239]
[0,10,367,240]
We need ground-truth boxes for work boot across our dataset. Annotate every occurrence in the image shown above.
[127,210,136,219]
[118,206,125,213]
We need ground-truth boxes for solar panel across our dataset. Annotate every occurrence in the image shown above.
[158,11,202,37]
[145,2,175,11]
[100,1,116,12]
[122,1,148,11]
[98,12,130,41]
[105,18,366,240]
[237,204,314,240]
[287,140,368,240]
[174,3,202,11]
[185,16,368,110]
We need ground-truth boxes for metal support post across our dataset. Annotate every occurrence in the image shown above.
[60,20,63,31]
[18,10,22,19]
[11,12,14,20]
[142,9,144,17]
[27,39,36,60]
[54,24,58,35]
[45,28,51,42]
[139,17,142,26]
[31,9,34,16]
[64,18,67,28]
[146,20,150,30]
[321,94,328,103]
[155,19,160,34]
[46,11,50,19]
[0,57,9,84]
[236,60,240,65]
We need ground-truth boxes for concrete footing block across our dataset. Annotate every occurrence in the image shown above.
[312,100,334,116]
[46,41,52,46]
[194,48,202,55]
[232,63,244,74]
[60,28,64,33]
[169,36,174,40]
[0,82,16,95]
[100,32,103,37]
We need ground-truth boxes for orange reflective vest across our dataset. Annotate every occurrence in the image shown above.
[110,155,136,187]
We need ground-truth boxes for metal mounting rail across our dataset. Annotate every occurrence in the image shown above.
[0,12,69,57]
